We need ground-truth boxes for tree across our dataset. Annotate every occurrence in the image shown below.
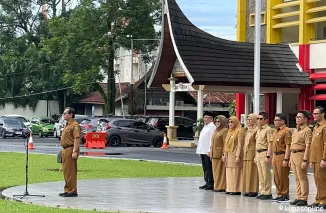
[43,0,162,115]
[98,0,162,115]
[0,0,162,114]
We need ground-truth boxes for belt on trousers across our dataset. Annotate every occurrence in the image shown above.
[273,151,285,155]
[257,149,268,153]
[63,145,74,149]
[291,149,305,153]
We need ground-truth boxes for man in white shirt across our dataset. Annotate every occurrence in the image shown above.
[196,111,216,190]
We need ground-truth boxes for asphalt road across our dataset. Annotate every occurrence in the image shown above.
[0,137,202,164]
[0,137,315,174]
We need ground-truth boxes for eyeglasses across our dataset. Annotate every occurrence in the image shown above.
[295,116,305,119]
[63,112,70,115]
[274,119,282,122]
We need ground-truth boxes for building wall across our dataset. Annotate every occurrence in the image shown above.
[102,47,158,84]
[282,93,298,115]
[0,100,60,120]
[84,104,104,117]
[246,0,267,43]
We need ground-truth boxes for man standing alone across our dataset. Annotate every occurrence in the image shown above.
[59,107,81,197]
[197,112,216,190]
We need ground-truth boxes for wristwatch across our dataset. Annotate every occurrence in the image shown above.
[302,159,307,162]
[266,156,270,158]
[283,159,289,162]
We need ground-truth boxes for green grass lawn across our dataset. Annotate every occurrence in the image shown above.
[0,152,201,213]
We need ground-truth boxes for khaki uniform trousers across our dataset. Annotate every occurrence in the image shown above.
[290,152,309,201]
[256,151,271,195]
[272,154,290,196]
[311,162,326,204]
[62,147,78,193]
[212,158,226,190]
[242,160,259,193]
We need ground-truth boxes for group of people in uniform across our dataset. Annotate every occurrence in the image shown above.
[196,107,326,208]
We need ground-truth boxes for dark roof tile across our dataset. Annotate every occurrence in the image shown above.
[166,0,311,87]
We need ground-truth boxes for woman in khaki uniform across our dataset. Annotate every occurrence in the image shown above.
[209,115,228,192]
[242,114,259,197]
[223,116,245,195]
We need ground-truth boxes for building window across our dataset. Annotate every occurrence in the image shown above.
[249,12,266,27]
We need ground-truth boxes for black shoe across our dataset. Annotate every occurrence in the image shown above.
[259,194,273,200]
[243,193,249,196]
[213,189,225,192]
[289,199,300,205]
[277,195,290,203]
[63,193,78,197]
[199,184,208,189]
[307,203,320,208]
[225,192,230,194]
[248,193,258,197]
[296,200,308,206]
[59,192,67,197]
[256,195,262,199]
[229,192,241,195]
[204,185,214,190]
[272,196,282,202]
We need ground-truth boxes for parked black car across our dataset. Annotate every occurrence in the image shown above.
[106,118,164,147]
[0,117,30,138]
[146,116,195,140]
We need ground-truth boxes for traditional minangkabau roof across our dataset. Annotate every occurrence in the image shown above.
[148,0,312,88]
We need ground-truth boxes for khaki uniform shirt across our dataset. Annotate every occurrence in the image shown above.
[291,125,312,150]
[256,124,273,150]
[270,124,292,153]
[210,128,228,159]
[60,119,81,148]
[310,120,326,163]
[243,127,258,160]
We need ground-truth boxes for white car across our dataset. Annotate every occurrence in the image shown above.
[4,114,32,131]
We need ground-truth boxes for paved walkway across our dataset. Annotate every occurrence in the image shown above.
[2,175,322,213]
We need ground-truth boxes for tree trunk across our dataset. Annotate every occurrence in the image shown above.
[107,39,116,115]
[94,83,109,115]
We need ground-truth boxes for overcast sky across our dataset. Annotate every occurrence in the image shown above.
[57,0,237,41]
[177,0,237,41]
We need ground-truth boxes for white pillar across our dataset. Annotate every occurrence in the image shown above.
[197,86,204,120]
[168,78,176,126]
[276,92,283,113]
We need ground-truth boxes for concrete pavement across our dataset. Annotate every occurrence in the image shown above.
[3,175,323,213]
